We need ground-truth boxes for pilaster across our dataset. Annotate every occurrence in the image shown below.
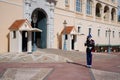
[101,4,105,22]
[47,19,51,48]
[83,0,86,19]
[93,0,96,21]
[115,8,118,23]
[109,7,112,23]
[49,2,55,48]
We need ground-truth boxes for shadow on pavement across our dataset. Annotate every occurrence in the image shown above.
[66,61,87,68]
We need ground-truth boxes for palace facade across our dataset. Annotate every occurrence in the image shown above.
[0,0,120,53]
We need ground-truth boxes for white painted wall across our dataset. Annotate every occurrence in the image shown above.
[10,31,22,52]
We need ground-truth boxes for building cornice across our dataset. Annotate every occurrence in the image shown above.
[96,0,117,8]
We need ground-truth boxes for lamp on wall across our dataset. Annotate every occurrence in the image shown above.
[32,14,37,51]
[63,20,67,50]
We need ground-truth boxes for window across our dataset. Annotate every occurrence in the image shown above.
[86,0,92,15]
[111,8,116,21]
[104,6,109,20]
[76,0,82,12]
[13,31,16,39]
[98,29,100,37]
[65,0,69,6]
[88,28,92,34]
[111,11,114,20]
[73,35,77,42]
[78,26,81,33]
[112,31,114,38]
[111,0,115,3]
[65,34,68,40]
[96,3,102,17]
[105,30,108,37]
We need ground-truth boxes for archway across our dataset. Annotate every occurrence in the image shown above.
[104,6,109,20]
[111,8,116,21]
[31,8,47,49]
[96,3,102,17]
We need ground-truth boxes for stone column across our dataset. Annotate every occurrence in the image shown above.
[83,0,87,19]
[27,31,32,52]
[115,8,118,23]
[102,4,105,22]
[109,7,112,23]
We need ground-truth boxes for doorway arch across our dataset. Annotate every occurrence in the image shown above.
[31,8,47,49]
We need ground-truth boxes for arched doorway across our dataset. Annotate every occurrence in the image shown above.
[31,8,47,49]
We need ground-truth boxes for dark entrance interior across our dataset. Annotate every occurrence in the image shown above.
[31,8,47,49]
[71,35,76,50]
[22,31,28,52]
[72,39,74,50]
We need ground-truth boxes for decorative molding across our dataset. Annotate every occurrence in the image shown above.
[23,0,55,48]
[55,7,120,27]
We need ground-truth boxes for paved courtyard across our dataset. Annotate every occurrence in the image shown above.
[0,49,120,80]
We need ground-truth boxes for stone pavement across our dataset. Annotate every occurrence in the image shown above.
[0,51,72,63]
[0,49,120,80]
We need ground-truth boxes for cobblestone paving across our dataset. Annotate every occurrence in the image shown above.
[0,49,120,80]
[0,68,53,80]
[92,69,120,80]
[38,49,118,62]
[0,51,72,63]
